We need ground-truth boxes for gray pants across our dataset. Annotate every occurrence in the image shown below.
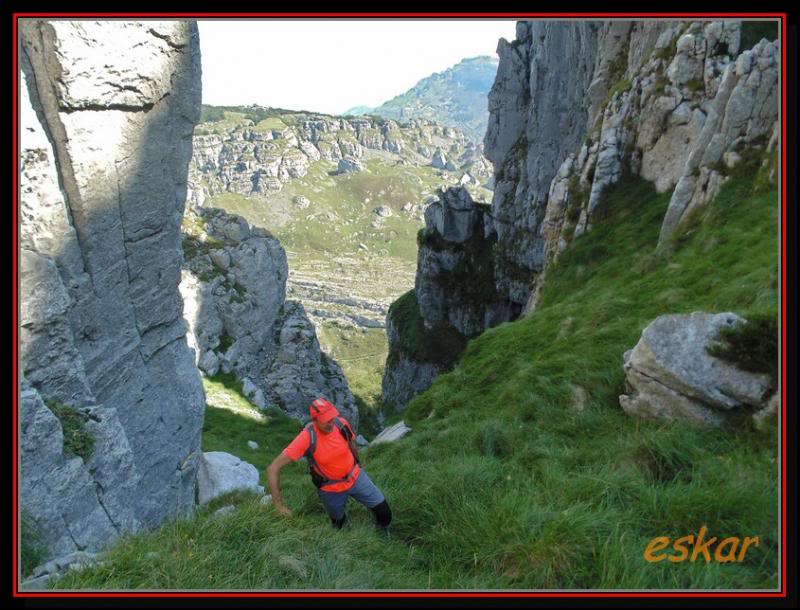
[317,469,385,520]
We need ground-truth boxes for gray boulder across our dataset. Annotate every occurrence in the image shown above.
[620,312,773,425]
[337,156,364,174]
[197,452,264,505]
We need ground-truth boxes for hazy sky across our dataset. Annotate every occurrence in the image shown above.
[198,20,517,115]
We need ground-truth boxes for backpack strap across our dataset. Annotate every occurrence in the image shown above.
[303,419,359,487]
[333,417,360,465]
[303,423,316,459]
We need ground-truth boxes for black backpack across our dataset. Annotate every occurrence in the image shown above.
[303,417,360,489]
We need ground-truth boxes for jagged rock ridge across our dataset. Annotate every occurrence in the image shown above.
[188,109,492,206]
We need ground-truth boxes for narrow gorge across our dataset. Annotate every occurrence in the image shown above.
[18,17,781,591]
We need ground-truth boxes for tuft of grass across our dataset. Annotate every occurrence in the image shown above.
[21,510,47,578]
[685,78,705,93]
[44,399,94,461]
[707,313,779,391]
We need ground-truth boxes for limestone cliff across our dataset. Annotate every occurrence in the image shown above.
[179,205,358,426]
[188,111,492,206]
[381,19,779,410]
[19,21,203,563]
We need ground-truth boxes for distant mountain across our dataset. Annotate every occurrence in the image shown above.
[344,56,499,141]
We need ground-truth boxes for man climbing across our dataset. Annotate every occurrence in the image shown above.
[266,397,392,533]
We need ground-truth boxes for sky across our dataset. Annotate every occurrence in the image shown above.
[197,20,517,115]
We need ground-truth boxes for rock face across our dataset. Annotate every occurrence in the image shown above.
[380,19,779,411]
[196,452,264,504]
[486,20,776,315]
[19,20,204,565]
[486,20,779,313]
[179,205,358,426]
[382,186,510,410]
[619,312,773,426]
[657,35,780,245]
[188,111,492,203]
[381,313,444,412]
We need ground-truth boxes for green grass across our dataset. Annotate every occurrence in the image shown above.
[253,117,288,133]
[386,290,467,369]
[21,510,47,577]
[53,169,778,589]
[315,322,388,437]
[399,170,779,588]
[44,399,94,461]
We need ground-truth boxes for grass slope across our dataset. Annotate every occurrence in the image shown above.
[52,170,778,590]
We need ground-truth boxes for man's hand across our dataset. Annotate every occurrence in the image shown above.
[267,453,293,518]
[274,503,292,518]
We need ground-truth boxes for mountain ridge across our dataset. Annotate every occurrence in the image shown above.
[344,55,499,140]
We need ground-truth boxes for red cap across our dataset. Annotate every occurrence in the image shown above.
[309,397,339,423]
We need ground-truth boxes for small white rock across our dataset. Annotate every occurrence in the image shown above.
[213,504,236,518]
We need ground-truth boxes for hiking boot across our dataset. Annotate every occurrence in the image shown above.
[331,514,350,530]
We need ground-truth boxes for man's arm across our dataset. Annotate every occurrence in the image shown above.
[266,452,294,517]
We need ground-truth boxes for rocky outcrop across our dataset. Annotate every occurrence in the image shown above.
[188,111,492,203]
[657,35,779,245]
[266,301,358,424]
[337,156,365,174]
[619,312,773,426]
[382,186,511,410]
[381,313,444,411]
[515,20,779,310]
[20,550,104,590]
[19,21,204,564]
[492,21,779,314]
[179,205,358,426]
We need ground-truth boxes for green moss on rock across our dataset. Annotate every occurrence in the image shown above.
[387,290,467,368]
[44,399,95,461]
